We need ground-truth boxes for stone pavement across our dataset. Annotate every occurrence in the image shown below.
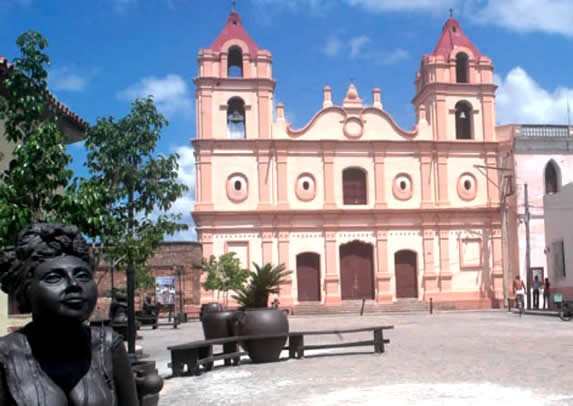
[137,311,573,405]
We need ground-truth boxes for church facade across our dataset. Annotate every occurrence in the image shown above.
[192,11,505,309]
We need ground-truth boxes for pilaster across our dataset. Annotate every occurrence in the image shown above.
[324,231,340,304]
[375,230,392,303]
[322,151,336,209]
[374,152,387,209]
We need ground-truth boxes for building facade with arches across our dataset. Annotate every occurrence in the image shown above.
[497,124,573,306]
[192,11,506,309]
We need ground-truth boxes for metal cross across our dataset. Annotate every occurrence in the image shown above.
[449,8,454,18]
[232,0,237,11]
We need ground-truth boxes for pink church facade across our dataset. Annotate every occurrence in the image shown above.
[192,12,505,309]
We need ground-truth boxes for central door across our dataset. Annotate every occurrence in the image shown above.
[296,252,321,302]
[395,250,418,298]
[340,241,374,300]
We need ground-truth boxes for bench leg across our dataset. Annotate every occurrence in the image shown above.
[289,334,304,359]
[170,352,186,377]
[223,342,239,366]
[198,346,213,372]
[373,329,384,353]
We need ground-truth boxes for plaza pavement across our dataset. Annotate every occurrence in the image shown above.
[139,310,573,405]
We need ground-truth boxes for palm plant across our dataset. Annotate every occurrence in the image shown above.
[233,262,291,308]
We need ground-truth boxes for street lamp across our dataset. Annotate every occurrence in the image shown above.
[175,265,187,323]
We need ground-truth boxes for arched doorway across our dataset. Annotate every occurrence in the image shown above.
[394,250,418,298]
[296,252,321,302]
[339,241,374,300]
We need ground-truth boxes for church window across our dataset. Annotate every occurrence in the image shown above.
[227,97,246,139]
[455,52,469,83]
[455,101,473,140]
[228,46,244,78]
[545,160,560,194]
[342,167,367,205]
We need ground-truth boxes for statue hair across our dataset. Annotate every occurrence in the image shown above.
[0,223,94,313]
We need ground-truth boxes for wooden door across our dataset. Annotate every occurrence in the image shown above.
[296,253,321,302]
[395,250,418,298]
[340,241,374,300]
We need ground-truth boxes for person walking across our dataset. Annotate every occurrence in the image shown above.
[513,275,526,314]
[532,276,541,309]
[543,278,551,310]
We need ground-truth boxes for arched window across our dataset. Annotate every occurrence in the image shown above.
[342,167,367,205]
[227,97,246,139]
[455,52,469,83]
[228,46,243,78]
[455,101,473,140]
[545,161,561,194]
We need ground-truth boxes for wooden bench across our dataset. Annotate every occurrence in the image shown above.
[168,334,258,376]
[167,325,393,377]
[287,325,393,359]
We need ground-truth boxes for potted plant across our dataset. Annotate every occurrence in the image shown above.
[232,262,292,363]
[200,253,249,339]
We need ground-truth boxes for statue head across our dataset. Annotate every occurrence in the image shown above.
[0,223,97,323]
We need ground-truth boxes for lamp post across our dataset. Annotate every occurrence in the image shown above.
[175,265,186,323]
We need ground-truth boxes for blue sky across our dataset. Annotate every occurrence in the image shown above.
[1,0,572,241]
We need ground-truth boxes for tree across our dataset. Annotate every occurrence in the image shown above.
[0,31,73,247]
[64,96,188,353]
[201,252,249,308]
[233,262,291,308]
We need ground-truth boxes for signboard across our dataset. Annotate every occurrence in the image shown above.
[155,276,176,305]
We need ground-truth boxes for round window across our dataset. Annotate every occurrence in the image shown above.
[457,173,477,201]
[226,173,248,203]
[295,173,316,202]
[393,173,413,201]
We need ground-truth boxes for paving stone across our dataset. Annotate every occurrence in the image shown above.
[136,311,573,405]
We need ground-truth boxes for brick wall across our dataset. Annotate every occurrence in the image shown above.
[93,241,203,319]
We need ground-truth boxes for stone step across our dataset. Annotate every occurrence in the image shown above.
[292,300,429,316]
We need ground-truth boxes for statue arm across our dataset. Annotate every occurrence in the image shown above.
[0,365,13,405]
[111,337,139,406]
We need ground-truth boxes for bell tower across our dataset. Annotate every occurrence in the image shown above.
[412,13,497,142]
[194,10,275,141]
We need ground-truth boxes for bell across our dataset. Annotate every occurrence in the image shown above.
[459,111,467,119]
[228,110,244,124]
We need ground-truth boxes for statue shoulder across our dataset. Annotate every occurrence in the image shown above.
[90,326,123,349]
[0,331,28,362]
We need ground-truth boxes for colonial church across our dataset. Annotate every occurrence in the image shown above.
[192,10,505,309]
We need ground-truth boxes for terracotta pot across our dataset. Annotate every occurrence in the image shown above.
[201,310,237,339]
[233,308,289,363]
[199,302,223,321]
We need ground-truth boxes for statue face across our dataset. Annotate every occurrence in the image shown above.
[28,256,97,323]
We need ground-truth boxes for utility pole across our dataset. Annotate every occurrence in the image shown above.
[524,183,532,310]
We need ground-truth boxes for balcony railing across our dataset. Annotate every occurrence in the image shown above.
[518,125,571,138]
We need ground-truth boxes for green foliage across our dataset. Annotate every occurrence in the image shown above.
[233,262,291,308]
[63,96,188,283]
[134,266,156,291]
[0,31,73,247]
[201,252,249,307]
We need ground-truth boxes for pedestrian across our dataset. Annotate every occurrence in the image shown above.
[543,277,551,310]
[532,276,541,309]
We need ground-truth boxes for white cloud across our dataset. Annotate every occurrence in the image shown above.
[159,144,197,241]
[495,66,573,125]
[471,0,573,38]
[349,35,370,58]
[118,74,193,118]
[49,67,89,92]
[323,37,343,57]
[344,0,454,13]
[323,35,408,65]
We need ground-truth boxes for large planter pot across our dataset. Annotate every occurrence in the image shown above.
[131,360,164,406]
[199,302,223,321]
[201,310,238,339]
[234,308,289,363]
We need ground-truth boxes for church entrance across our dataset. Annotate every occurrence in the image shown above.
[339,241,374,300]
[394,250,418,298]
[296,252,321,302]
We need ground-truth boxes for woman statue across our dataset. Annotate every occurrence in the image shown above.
[0,223,140,405]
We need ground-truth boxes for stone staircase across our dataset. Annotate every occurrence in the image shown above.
[292,299,429,316]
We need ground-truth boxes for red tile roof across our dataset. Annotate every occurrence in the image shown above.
[210,11,260,55]
[432,18,481,59]
[0,57,88,131]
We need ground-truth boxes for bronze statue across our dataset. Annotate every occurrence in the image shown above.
[0,223,140,405]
